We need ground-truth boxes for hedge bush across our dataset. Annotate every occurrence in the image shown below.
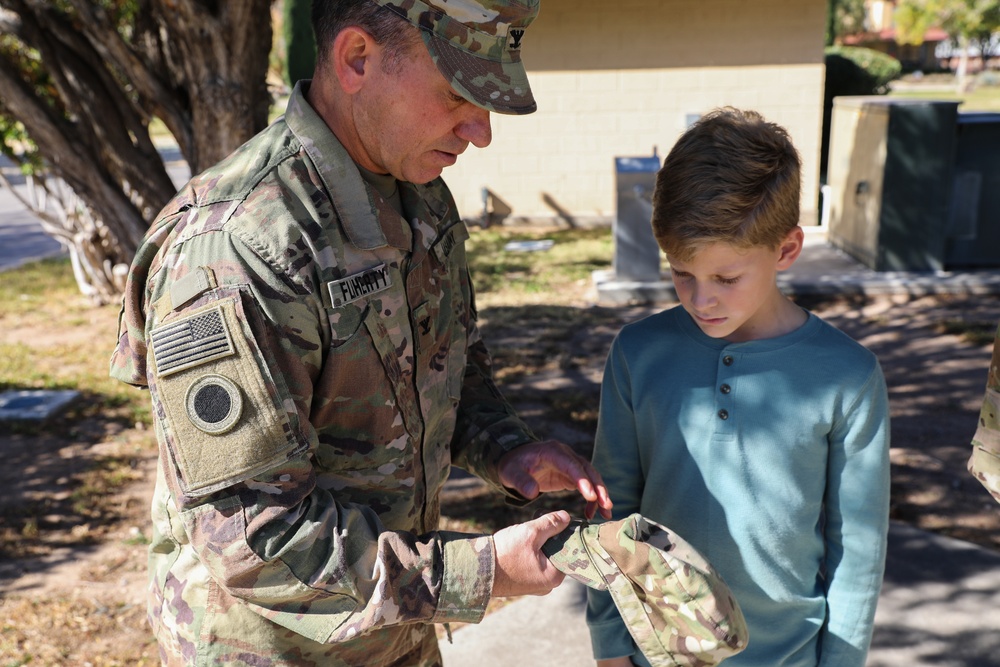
[282,0,316,87]
[825,46,903,96]
[820,46,903,179]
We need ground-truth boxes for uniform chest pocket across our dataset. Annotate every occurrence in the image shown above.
[412,297,465,403]
[317,289,423,439]
[328,302,369,348]
[314,302,398,431]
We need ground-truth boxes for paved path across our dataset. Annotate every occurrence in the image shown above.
[0,174,65,272]
[440,521,1000,666]
[0,149,189,273]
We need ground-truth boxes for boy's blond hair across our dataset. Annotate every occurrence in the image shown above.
[651,107,802,262]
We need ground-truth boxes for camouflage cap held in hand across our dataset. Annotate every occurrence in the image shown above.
[969,323,1000,503]
[542,513,749,667]
[371,0,538,115]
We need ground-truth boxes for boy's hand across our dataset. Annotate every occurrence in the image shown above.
[491,511,571,597]
[498,439,613,520]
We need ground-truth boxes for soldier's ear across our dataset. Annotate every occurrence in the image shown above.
[332,26,376,94]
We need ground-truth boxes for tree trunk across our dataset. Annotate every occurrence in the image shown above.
[141,1,273,171]
[0,0,272,272]
[956,34,973,93]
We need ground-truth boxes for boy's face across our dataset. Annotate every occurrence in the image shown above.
[666,228,803,343]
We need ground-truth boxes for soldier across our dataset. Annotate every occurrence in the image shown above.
[109,1,612,665]
[970,327,1000,503]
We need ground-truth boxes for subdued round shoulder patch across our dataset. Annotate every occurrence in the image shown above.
[185,374,243,434]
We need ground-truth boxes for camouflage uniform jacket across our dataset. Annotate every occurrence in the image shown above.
[970,325,1000,502]
[109,81,537,666]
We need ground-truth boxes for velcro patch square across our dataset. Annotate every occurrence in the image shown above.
[153,295,296,498]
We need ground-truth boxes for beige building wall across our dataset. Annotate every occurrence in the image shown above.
[443,0,827,226]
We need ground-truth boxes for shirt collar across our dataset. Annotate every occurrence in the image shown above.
[284,81,401,250]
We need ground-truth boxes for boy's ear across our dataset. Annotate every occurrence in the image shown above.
[775,226,804,270]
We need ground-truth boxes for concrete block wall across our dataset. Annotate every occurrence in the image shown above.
[442,0,826,227]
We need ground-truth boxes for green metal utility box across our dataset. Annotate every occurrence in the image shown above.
[826,97,959,271]
[945,112,1000,268]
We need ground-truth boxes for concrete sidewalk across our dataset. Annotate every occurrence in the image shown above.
[596,226,1000,304]
[440,521,1000,667]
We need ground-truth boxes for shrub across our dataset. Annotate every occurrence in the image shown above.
[825,46,903,96]
[282,0,316,87]
[820,46,903,179]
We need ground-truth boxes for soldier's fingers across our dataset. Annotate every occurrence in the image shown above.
[530,510,571,546]
[577,480,612,520]
[593,478,614,518]
[505,467,541,500]
[575,475,598,502]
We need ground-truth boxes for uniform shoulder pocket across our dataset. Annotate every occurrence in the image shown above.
[149,294,299,499]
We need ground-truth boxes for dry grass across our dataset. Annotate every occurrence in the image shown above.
[889,79,1000,112]
[0,596,159,667]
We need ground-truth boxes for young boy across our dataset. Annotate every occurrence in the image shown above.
[587,108,890,667]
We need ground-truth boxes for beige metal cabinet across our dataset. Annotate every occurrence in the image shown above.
[826,97,960,271]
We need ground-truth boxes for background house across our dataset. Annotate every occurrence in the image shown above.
[441,0,827,227]
[840,0,949,71]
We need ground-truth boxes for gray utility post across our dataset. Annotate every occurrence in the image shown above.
[613,153,661,282]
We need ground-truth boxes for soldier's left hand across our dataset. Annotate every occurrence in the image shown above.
[498,439,613,520]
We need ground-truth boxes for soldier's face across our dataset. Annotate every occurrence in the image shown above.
[355,39,492,184]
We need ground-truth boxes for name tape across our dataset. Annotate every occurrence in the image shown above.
[327,264,392,307]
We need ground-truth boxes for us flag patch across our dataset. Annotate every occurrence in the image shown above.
[151,306,235,377]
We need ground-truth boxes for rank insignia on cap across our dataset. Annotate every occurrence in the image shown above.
[509,28,524,50]
[185,374,243,434]
[327,264,392,307]
[151,306,235,377]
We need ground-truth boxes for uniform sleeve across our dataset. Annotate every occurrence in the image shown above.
[586,337,645,662]
[143,230,493,645]
[819,360,891,667]
[969,325,1000,503]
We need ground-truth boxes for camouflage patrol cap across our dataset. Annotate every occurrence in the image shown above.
[371,0,538,114]
[542,514,749,667]
[969,327,1000,503]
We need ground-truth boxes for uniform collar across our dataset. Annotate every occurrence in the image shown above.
[284,81,452,251]
[285,81,390,250]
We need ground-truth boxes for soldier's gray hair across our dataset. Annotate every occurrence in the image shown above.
[312,0,420,74]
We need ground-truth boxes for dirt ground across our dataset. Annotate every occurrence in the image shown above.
[1,290,999,664]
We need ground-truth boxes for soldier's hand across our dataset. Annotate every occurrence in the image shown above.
[498,439,613,520]
[491,510,570,598]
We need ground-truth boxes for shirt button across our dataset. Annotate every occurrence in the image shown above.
[720,384,731,394]
[723,355,734,366]
[718,409,729,420]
